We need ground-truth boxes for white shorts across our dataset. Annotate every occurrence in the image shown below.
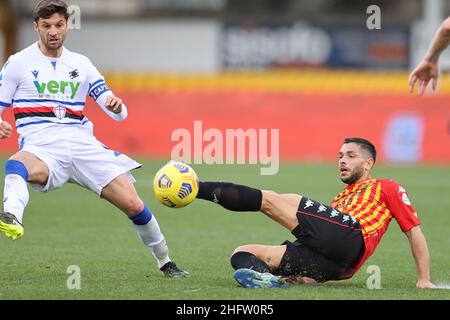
[20,128,141,195]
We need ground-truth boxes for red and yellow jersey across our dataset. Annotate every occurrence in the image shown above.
[331,178,420,274]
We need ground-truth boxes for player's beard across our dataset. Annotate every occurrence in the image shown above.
[340,165,365,185]
[42,34,65,52]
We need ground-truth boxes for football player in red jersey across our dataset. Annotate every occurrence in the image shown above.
[197,138,436,289]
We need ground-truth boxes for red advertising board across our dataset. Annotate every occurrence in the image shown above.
[2,90,447,163]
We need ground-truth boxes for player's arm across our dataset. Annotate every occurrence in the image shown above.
[0,107,13,139]
[423,17,450,63]
[409,16,450,95]
[381,180,436,288]
[95,91,128,122]
[405,225,436,289]
[0,57,20,139]
[86,58,128,122]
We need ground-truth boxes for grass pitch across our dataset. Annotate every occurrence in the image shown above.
[1,160,450,300]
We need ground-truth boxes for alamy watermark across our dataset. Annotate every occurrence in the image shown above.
[366,5,381,30]
[171,121,280,175]
[68,5,81,30]
[66,265,81,290]
[366,265,381,289]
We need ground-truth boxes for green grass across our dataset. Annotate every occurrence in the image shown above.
[1,160,450,300]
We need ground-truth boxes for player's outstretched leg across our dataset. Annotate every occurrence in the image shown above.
[101,174,189,278]
[197,181,300,230]
[197,182,262,212]
[1,160,30,240]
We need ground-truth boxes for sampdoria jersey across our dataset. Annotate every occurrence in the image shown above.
[331,178,421,275]
[0,42,111,143]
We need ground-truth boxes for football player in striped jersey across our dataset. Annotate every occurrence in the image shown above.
[0,0,188,278]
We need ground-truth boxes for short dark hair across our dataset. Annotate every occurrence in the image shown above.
[343,137,377,163]
[33,0,70,22]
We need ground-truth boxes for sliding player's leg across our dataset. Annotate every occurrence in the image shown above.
[230,244,289,288]
[231,244,286,272]
[197,181,302,231]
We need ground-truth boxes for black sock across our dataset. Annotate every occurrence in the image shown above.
[197,182,262,211]
[230,251,270,273]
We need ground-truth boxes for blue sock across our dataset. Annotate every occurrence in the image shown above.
[3,160,30,224]
[5,160,29,182]
[129,205,153,225]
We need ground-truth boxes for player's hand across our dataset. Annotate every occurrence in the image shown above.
[416,279,437,289]
[105,95,123,114]
[409,59,439,95]
[0,120,13,139]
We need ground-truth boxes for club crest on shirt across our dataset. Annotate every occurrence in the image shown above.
[69,69,79,79]
[53,105,66,120]
[402,193,411,206]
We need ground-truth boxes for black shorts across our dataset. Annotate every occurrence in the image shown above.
[277,197,364,282]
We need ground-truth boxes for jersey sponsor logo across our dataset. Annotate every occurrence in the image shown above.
[53,105,67,120]
[33,80,81,99]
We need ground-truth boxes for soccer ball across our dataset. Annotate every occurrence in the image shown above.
[153,161,199,208]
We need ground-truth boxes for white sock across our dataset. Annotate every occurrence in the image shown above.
[3,174,29,225]
[134,216,171,269]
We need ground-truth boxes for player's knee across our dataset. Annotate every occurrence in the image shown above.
[233,245,252,255]
[8,152,49,184]
[9,152,33,168]
[122,197,145,216]
[260,190,280,215]
[232,245,261,257]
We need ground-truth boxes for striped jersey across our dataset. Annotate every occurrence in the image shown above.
[331,178,420,274]
[0,42,110,142]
